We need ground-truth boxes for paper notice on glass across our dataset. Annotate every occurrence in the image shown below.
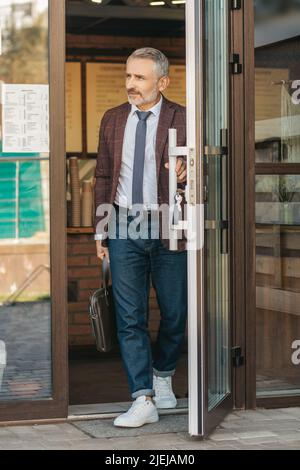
[2,84,49,153]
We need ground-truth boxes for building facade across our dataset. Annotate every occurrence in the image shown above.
[0,0,299,437]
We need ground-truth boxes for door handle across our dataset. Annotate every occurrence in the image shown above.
[168,129,195,251]
[204,129,229,255]
[220,129,229,255]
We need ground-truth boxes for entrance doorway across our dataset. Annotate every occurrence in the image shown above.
[65,0,235,437]
[65,0,189,413]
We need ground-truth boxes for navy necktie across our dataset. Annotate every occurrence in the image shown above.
[132,110,152,206]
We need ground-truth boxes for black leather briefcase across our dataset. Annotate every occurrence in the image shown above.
[89,257,118,353]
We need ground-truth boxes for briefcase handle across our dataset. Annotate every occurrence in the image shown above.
[102,256,110,291]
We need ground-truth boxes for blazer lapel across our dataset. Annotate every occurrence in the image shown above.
[155,97,176,178]
[114,102,131,169]
[112,103,131,196]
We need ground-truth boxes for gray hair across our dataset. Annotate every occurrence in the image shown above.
[127,48,169,78]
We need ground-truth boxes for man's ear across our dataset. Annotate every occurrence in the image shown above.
[159,76,170,93]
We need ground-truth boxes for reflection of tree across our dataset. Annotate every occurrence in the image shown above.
[256,175,298,203]
[276,177,296,203]
[0,9,48,84]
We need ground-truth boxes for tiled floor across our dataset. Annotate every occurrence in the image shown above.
[0,302,51,401]
[1,301,299,405]
[1,407,300,449]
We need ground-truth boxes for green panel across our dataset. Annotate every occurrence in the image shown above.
[0,163,17,178]
[0,201,16,219]
[19,220,44,238]
[19,182,41,199]
[19,162,45,235]
[0,163,17,239]
[0,161,45,239]
[0,222,16,239]
[20,198,44,219]
[0,180,16,199]
[19,161,41,179]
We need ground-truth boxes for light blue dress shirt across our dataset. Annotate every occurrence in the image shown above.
[115,95,163,210]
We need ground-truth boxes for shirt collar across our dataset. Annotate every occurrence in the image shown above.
[130,94,163,118]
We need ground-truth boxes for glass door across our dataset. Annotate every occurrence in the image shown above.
[0,0,67,422]
[186,0,233,437]
[204,0,231,417]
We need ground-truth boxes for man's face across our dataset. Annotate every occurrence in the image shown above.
[126,58,169,107]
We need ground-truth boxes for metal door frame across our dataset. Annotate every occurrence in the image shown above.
[0,0,68,424]
[186,0,237,437]
[186,0,205,437]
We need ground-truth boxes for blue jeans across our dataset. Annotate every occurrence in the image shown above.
[108,212,187,400]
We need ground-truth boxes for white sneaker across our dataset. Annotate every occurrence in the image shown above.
[153,375,177,409]
[113,396,159,428]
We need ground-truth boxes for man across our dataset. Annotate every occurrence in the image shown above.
[94,48,187,428]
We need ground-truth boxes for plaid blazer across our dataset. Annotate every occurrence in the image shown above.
[94,96,186,251]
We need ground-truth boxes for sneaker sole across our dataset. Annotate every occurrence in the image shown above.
[153,400,177,410]
[155,405,177,410]
[114,415,159,428]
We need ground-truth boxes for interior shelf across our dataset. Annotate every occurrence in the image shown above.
[67,227,94,234]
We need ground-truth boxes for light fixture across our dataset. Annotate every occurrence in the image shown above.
[150,1,166,5]
[123,0,153,6]
[88,0,112,5]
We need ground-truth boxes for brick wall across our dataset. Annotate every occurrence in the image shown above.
[67,233,161,346]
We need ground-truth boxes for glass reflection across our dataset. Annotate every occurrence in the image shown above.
[256,175,300,396]
[254,0,300,21]
[255,80,300,163]
[256,176,300,225]
[0,0,51,401]
[255,0,300,397]
[255,0,300,164]
[205,0,230,411]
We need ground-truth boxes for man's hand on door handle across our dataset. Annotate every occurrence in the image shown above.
[165,157,187,183]
[96,240,110,263]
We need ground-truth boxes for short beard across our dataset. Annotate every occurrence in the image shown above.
[127,87,160,107]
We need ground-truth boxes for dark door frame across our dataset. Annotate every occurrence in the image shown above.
[230,0,256,411]
[0,0,68,424]
[243,0,257,411]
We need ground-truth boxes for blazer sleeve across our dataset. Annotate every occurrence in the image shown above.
[93,112,112,242]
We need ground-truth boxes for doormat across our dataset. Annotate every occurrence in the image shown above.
[72,414,188,438]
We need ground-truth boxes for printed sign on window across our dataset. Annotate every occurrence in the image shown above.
[2,84,49,153]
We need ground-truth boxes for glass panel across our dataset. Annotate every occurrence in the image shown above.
[256,175,300,396]
[0,0,51,401]
[255,1,300,163]
[255,0,300,397]
[205,0,230,411]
